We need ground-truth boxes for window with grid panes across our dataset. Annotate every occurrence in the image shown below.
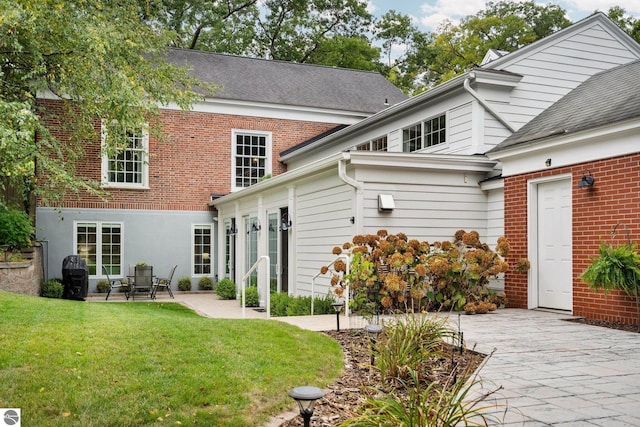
[425,114,446,147]
[193,225,212,275]
[402,113,446,152]
[103,128,148,187]
[75,222,122,276]
[356,136,387,151]
[233,132,270,189]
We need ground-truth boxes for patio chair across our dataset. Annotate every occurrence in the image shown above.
[152,265,176,300]
[131,265,154,300]
[103,265,129,301]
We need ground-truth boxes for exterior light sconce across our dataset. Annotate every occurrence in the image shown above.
[288,386,326,427]
[545,158,551,167]
[577,170,595,189]
[279,213,293,231]
[248,220,261,234]
[349,216,355,224]
[226,226,238,236]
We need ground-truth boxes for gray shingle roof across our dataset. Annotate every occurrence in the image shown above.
[166,49,408,114]
[489,59,640,152]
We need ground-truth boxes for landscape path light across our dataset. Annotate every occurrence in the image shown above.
[364,324,383,366]
[288,386,326,427]
[331,301,344,331]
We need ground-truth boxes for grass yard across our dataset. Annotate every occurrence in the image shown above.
[0,291,343,426]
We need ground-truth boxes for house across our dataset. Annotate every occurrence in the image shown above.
[35,50,407,290]
[211,12,640,314]
[486,59,640,324]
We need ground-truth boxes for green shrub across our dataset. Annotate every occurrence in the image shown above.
[0,206,34,249]
[177,277,191,291]
[244,286,260,307]
[41,278,63,299]
[216,278,236,299]
[198,276,214,290]
[270,292,293,316]
[269,292,336,317]
[96,280,110,293]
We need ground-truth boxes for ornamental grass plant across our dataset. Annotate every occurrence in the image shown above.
[0,291,343,426]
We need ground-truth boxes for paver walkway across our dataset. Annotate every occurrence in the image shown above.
[91,292,640,426]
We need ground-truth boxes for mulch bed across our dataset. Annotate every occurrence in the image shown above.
[280,328,486,426]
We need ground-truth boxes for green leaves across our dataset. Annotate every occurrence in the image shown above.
[581,242,640,297]
[1,0,208,206]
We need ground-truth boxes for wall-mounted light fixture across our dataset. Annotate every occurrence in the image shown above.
[349,216,355,224]
[279,213,293,231]
[248,219,262,234]
[545,158,551,167]
[577,170,595,189]
[226,226,238,236]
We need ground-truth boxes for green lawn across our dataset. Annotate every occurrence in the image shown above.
[0,291,343,426]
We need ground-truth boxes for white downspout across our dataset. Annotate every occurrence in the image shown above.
[338,152,364,236]
[464,72,517,133]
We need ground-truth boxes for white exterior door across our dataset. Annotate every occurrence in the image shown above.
[537,179,572,310]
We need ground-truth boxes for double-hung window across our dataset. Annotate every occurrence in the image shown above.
[101,124,149,188]
[193,225,212,276]
[74,221,123,277]
[402,113,446,152]
[232,130,271,190]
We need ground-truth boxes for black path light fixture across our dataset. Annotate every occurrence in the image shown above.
[331,301,344,331]
[288,386,326,427]
[578,170,595,189]
[364,324,383,366]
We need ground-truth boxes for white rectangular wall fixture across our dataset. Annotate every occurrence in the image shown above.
[378,194,395,211]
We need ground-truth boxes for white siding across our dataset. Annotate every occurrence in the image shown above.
[494,22,640,132]
[356,167,490,243]
[294,172,355,297]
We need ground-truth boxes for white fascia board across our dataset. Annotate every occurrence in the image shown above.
[487,119,640,177]
[37,90,367,125]
[158,98,367,124]
[347,151,498,173]
[212,150,498,208]
[471,69,522,88]
[211,152,344,207]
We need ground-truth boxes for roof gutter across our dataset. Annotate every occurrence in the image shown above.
[464,72,517,133]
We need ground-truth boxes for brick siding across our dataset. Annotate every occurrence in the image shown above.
[504,153,640,324]
[38,99,340,211]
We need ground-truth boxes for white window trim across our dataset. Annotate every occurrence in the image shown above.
[231,129,272,192]
[191,223,213,277]
[402,113,448,153]
[100,122,150,189]
[73,220,124,278]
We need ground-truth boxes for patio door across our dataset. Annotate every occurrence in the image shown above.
[536,178,572,311]
[267,207,289,294]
